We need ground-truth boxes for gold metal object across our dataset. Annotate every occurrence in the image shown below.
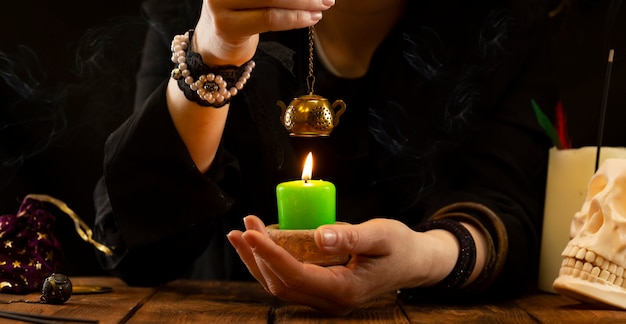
[277,26,346,137]
[277,93,346,137]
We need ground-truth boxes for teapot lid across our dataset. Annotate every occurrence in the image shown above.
[295,93,327,101]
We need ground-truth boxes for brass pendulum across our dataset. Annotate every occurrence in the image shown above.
[277,26,346,137]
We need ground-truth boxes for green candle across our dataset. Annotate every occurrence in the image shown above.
[276,152,336,229]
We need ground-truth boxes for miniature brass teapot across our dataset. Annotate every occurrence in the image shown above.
[277,93,346,137]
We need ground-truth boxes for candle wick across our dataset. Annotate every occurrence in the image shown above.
[304,179,309,184]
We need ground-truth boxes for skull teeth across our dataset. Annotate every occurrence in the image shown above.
[560,245,626,288]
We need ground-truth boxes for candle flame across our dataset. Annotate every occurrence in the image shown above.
[302,152,313,182]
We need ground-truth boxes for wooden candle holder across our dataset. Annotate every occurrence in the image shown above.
[266,223,350,266]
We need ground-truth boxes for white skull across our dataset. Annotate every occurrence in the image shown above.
[553,158,626,309]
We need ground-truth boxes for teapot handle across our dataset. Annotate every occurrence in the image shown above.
[332,100,346,126]
[276,100,287,124]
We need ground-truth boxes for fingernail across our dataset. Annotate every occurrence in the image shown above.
[243,216,252,228]
[310,11,323,22]
[321,228,338,247]
[226,232,238,249]
[322,0,335,6]
[242,232,257,248]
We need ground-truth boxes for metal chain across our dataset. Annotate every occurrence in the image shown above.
[306,26,316,94]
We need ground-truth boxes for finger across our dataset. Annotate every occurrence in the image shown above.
[241,219,347,298]
[243,215,267,233]
[242,229,356,314]
[213,0,333,11]
[315,219,397,256]
[226,230,268,288]
[210,0,334,36]
[197,0,332,65]
[213,8,323,37]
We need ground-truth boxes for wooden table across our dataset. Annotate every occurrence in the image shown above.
[0,277,624,323]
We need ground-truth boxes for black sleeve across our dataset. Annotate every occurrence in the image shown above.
[421,3,557,300]
[457,4,557,299]
[93,79,241,285]
[92,0,241,286]
[396,0,558,302]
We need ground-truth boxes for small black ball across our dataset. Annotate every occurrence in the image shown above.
[40,273,72,304]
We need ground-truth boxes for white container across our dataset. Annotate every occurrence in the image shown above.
[538,146,626,293]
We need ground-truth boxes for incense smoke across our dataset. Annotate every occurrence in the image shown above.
[0,17,147,188]
[367,5,539,214]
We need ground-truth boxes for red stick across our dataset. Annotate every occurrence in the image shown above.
[555,100,571,149]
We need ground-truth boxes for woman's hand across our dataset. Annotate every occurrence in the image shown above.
[195,0,335,66]
[227,216,460,315]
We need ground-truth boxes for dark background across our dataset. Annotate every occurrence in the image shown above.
[548,0,626,148]
[1,0,145,275]
[0,0,625,277]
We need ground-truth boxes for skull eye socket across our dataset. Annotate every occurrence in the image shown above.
[614,176,626,217]
[587,174,608,200]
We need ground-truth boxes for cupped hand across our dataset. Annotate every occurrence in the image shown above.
[227,215,450,315]
[195,0,335,66]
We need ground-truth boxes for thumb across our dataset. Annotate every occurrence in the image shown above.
[314,220,391,256]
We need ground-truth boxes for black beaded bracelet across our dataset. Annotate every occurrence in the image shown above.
[415,218,477,290]
[170,29,255,108]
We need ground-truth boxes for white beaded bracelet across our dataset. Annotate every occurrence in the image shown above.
[170,30,255,108]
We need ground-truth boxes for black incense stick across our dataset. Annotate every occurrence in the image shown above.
[0,310,98,323]
[595,49,615,171]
